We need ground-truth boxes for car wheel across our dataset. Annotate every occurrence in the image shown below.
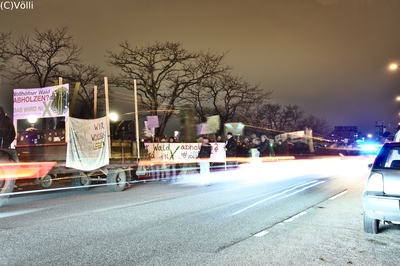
[106,168,127,192]
[71,172,91,190]
[363,211,379,234]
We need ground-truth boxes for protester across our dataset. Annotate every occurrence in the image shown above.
[249,137,260,158]
[259,135,274,157]
[236,140,249,161]
[274,140,286,155]
[0,106,16,148]
[197,137,212,186]
[225,132,237,169]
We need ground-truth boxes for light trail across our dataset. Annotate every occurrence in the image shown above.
[230,180,326,216]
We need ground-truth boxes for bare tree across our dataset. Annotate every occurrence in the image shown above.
[297,114,331,135]
[239,102,331,138]
[0,32,11,71]
[62,63,106,118]
[263,103,303,132]
[107,41,228,137]
[186,73,272,134]
[7,25,81,87]
[239,103,304,136]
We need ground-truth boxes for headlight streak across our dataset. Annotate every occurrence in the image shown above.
[230,180,326,216]
[0,182,126,197]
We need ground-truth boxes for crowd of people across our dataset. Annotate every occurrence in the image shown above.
[140,131,305,186]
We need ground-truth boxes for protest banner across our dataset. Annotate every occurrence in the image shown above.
[66,117,109,171]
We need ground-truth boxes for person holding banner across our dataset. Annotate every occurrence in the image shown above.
[198,137,212,186]
[0,106,16,149]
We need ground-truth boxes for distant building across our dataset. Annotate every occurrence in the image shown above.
[331,126,358,144]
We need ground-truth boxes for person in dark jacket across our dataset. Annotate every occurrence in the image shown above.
[236,141,249,159]
[225,132,237,168]
[0,106,16,148]
[258,135,274,157]
[274,140,286,155]
[198,137,212,186]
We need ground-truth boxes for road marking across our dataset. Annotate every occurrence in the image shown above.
[230,180,325,216]
[254,230,269,237]
[0,208,45,219]
[283,211,308,223]
[329,190,348,200]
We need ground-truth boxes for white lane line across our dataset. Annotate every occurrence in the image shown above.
[254,230,269,237]
[230,180,325,216]
[283,211,308,223]
[278,181,326,200]
[0,208,45,219]
[329,190,348,200]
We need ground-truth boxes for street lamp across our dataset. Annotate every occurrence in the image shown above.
[109,112,119,122]
[389,63,399,71]
[27,115,37,128]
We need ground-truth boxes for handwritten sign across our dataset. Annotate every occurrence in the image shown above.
[144,142,226,163]
[66,117,109,171]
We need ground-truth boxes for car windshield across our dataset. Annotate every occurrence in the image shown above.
[374,145,400,169]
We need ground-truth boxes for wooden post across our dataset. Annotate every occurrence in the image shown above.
[93,86,97,119]
[134,79,140,160]
[104,77,111,158]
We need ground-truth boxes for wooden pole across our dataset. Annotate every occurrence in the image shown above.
[134,79,140,160]
[104,77,111,158]
[93,86,97,119]
[57,77,69,143]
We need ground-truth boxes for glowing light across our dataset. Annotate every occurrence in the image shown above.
[109,112,119,121]
[27,115,37,124]
[389,63,399,70]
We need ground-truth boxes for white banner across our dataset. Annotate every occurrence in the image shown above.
[66,117,109,171]
[275,130,305,142]
[13,84,69,123]
[144,121,154,136]
[144,142,226,163]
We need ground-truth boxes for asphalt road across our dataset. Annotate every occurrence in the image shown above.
[1,157,399,266]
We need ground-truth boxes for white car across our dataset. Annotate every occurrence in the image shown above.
[363,142,400,233]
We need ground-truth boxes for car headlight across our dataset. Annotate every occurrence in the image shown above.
[366,173,383,192]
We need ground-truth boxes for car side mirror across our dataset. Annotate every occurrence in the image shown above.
[367,163,373,169]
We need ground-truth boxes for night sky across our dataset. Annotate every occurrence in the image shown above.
[1,0,400,135]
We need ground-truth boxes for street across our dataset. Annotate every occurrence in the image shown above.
[1,157,399,265]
